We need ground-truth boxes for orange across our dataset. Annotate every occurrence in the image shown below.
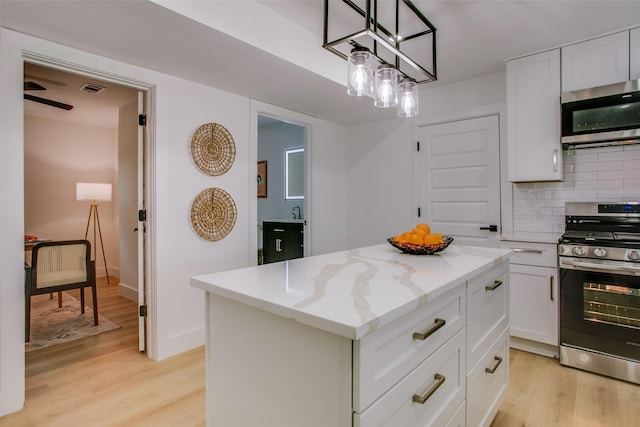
[407,233,424,245]
[423,234,444,245]
[415,223,431,234]
[399,231,413,243]
[412,227,427,237]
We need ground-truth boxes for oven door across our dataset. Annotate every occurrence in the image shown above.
[559,257,640,362]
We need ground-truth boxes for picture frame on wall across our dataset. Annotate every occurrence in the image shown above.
[257,160,267,198]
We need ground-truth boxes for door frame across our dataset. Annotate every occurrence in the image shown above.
[250,100,313,265]
[22,52,157,358]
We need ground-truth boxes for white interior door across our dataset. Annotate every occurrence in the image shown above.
[417,115,501,247]
[137,91,146,352]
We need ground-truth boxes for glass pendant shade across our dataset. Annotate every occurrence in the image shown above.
[397,78,419,117]
[347,47,373,96]
[374,64,398,108]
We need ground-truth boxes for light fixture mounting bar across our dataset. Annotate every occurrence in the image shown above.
[323,0,437,84]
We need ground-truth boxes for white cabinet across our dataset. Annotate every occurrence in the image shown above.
[631,27,640,80]
[353,286,465,412]
[354,330,466,427]
[198,255,511,427]
[561,31,630,92]
[466,329,509,427]
[465,263,510,427]
[502,241,559,357]
[507,49,562,182]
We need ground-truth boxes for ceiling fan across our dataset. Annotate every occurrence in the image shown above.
[23,80,74,111]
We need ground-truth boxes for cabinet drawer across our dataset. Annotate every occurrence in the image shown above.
[467,263,508,369]
[354,330,466,427]
[501,241,557,268]
[444,401,466,427]
[466,328,509,427]
[354,285,465,412]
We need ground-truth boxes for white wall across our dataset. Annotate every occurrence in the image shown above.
[345,72,507,249]
[0,29,349,417]
[24,115,119,278]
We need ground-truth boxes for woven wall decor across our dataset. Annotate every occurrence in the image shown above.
[191,123,236,176]
[190,188,237,241]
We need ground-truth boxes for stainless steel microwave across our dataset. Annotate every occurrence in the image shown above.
[561,79,640,149]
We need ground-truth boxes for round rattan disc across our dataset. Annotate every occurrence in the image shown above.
[191,123,236,176]
[190,188,237,241]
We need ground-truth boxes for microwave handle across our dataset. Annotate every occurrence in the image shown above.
[553,148,558,172]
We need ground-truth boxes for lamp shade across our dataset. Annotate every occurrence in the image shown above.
[397,78,419,117]
[76,182,112,202]
[374,64,398,108]
[347,47,373,97]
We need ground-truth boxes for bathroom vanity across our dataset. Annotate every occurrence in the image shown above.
[192,244,513,427]
[262,220,303,264]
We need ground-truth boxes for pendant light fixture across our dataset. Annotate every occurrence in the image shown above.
[347,46,373,97]
[397,78,419,117]
[374,64,398,108]
[322,0,437,118]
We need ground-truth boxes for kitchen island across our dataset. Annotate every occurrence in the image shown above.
[192,243,513,427]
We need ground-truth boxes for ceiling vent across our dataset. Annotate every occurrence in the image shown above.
[78,83,107,95]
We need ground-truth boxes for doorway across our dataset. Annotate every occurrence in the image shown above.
[256,113,310,264]
[22,60,149,353]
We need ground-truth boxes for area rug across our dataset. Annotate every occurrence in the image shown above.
[25,292,121,352]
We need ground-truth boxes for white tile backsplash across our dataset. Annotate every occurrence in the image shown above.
[511,145,640,235]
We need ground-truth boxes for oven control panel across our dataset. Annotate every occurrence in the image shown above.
[559,244,640,262]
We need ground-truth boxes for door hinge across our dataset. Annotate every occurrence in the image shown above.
[138,209,147,222]
[417,141,420,151]
[139,305,147,317]
[138,114,147,126]
[418,207,421,217]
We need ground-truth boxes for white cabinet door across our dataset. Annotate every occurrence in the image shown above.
[561,31,630,92]
[507,49,562,182]
[631,27,640,80]
[509,264,558,346]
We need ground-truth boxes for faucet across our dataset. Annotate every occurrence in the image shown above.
[291,206,301,220]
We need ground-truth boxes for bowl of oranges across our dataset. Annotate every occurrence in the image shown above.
[388,223,453,255]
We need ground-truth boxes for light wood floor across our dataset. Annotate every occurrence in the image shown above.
[0,277,205,427]
[492,347,640,427]
[2,279,639,426]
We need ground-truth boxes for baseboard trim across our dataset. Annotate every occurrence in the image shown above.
[118,282,138,302]
[510,336,559,358]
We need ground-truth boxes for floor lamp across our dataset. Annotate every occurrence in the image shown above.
[77,182,112,284]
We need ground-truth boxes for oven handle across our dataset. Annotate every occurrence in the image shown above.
[559,258,640,276]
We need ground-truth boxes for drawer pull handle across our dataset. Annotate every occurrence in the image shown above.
[485,356,503,374]
[413,318,446,341]
[273,228,285,232]
[512,248,543,254]
[485,280,502,291]
[412,373,445,405]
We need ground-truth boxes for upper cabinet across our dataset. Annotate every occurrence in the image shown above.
[507,49,562,182]
[561,31,630,92]
[631,27,640,80]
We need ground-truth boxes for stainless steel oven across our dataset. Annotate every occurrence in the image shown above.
[559,202,640,384]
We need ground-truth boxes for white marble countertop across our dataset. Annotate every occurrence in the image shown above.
[192,244,513,340]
